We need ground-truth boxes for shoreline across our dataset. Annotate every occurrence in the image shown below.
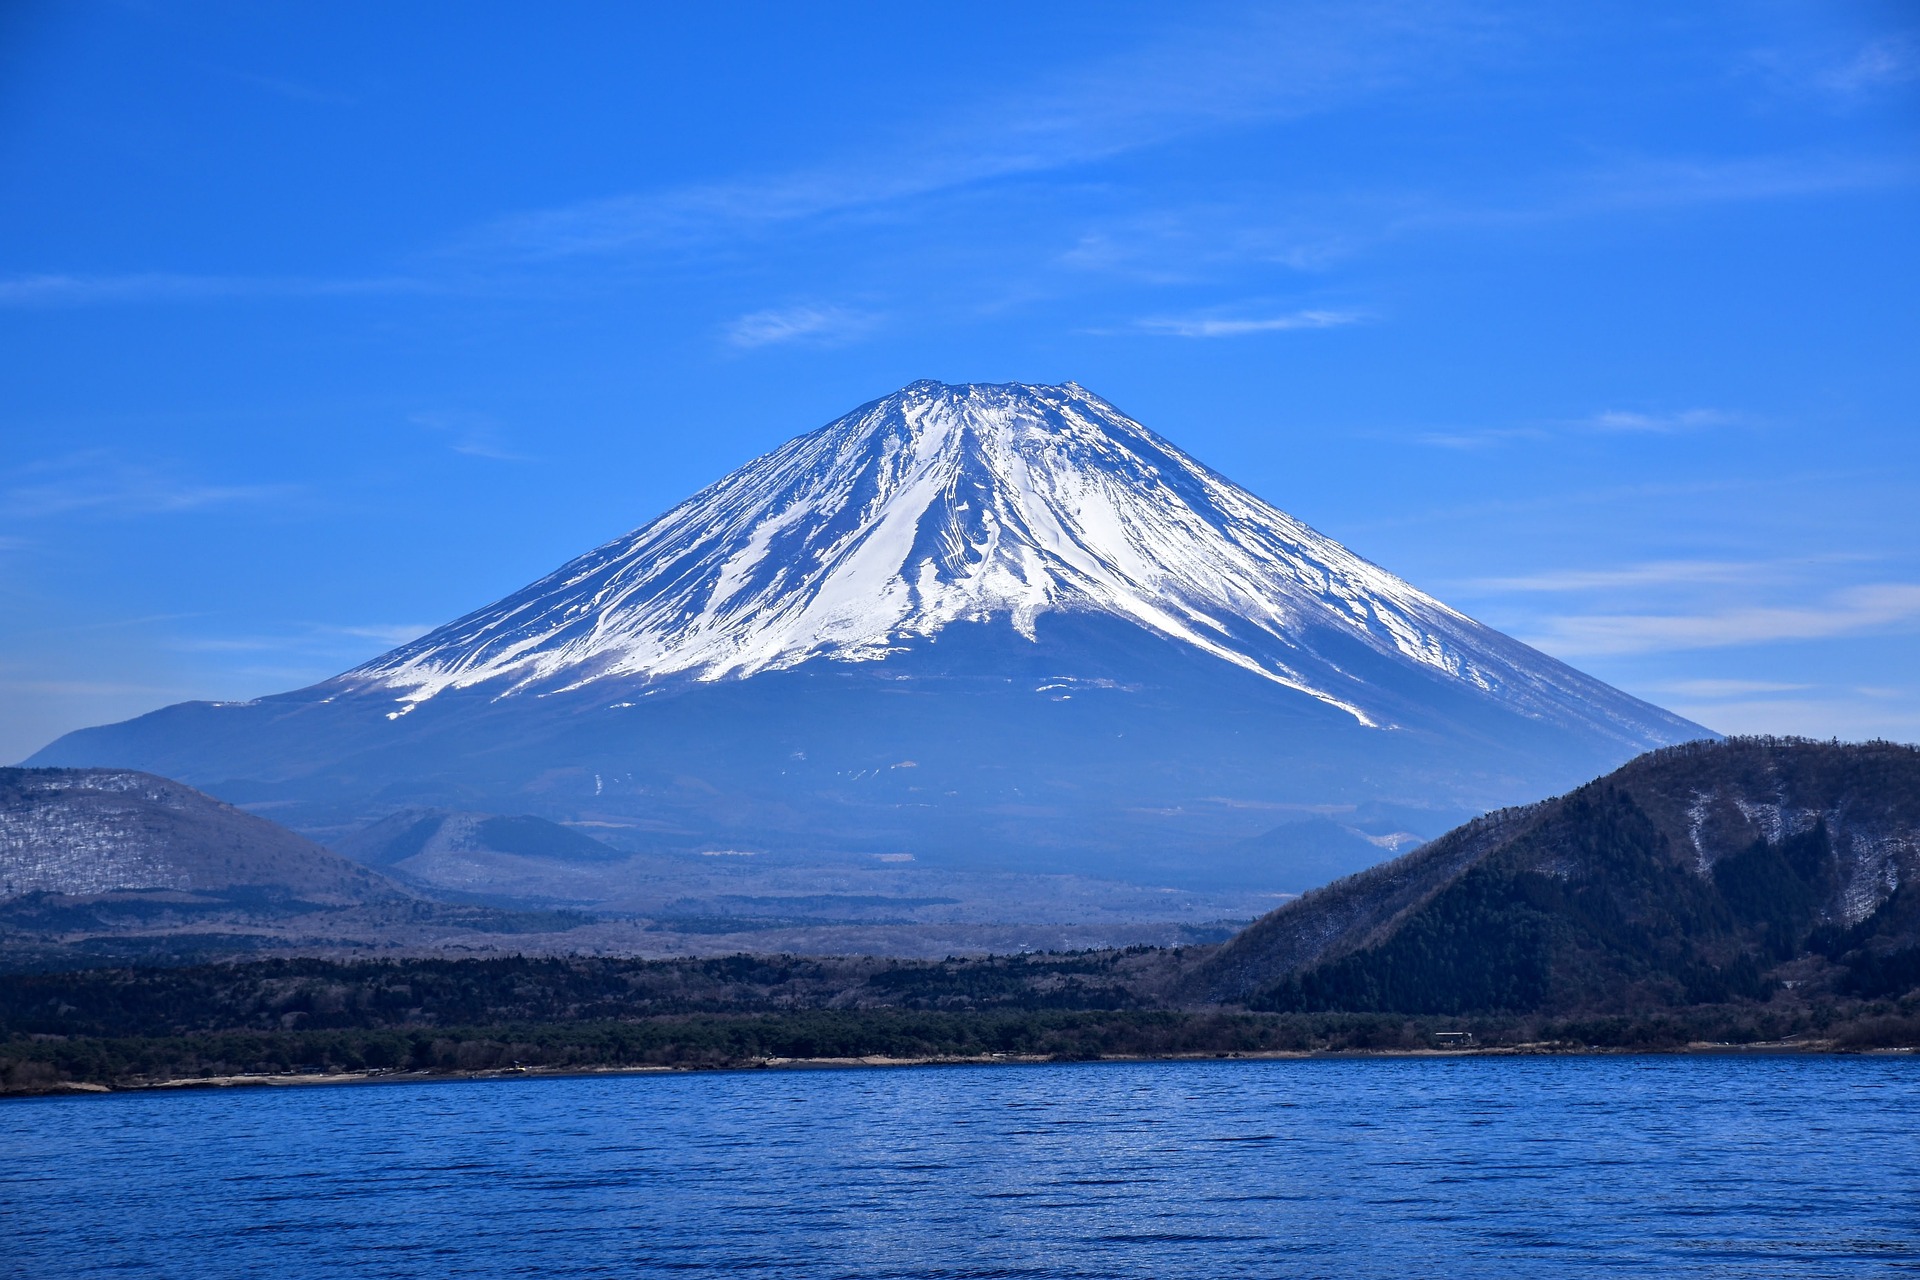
[14,1039,1912,1099]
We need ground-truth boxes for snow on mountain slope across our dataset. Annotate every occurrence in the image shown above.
[0,768,402,902]
[344,380,1667,741]
[26,380,1711,890]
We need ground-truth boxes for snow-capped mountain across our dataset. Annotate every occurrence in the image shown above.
[30,382,1710,891]
[347,380,1672,744]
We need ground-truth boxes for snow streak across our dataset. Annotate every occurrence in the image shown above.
[344,382,1632,731]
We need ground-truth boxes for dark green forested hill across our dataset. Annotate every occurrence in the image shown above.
[1197,738,1920,1014]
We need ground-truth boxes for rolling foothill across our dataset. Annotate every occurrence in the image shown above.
[4,737,1916,1094]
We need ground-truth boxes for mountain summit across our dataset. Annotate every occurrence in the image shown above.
[31,381,1709,890]
[354,380,1674,740]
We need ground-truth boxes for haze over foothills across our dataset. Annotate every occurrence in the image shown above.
[1,2,1916,766]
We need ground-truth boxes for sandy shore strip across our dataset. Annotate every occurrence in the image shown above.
[13,1039,1902,1098]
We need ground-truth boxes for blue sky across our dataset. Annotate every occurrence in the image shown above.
[1,1,1916,762]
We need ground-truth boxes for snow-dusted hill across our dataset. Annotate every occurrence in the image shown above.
[30,382,1710,891]
[0,767,399,902]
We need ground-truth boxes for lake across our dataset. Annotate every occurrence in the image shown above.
[4,1055,1917,1277]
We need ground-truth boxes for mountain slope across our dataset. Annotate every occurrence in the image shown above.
[343,380,1688,744]
[29,381,1709,890]
[1197,738,1920,1011]
[332,809,628,869]
[0,768,403,903]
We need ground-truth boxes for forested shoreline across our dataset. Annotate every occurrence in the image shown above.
[5,952,1916,1095]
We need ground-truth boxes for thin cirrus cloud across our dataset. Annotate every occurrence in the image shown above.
[1,453,296,520]
[9,19,1911,316]
[1131,309,1364,338]
[1557,151,1915,217]
[330,623,433,647]
[1521,583,1920,656]
[167,621,431,656]
[1114,151,1920,298]
[408,411,533,462]
[1397,151,1920,239]
[453,5,1473,265]
[1415,427,1550,449]
[725,304,877,349]
[1417,407,1742,449]
[0,676,198,699]
[1585,408,1742,432]
[6,14,1909,325]
[1743,31,1919,99]
[1818,33,1919,93]
[1462,557,1804,593]
[0,8,1457,311]
[1649,678,1812,698]
[0,273,427,309]
[206,64,359,107]
[1059,147,1917,292]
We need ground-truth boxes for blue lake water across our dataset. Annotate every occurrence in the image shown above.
[4,1055,1918,1278]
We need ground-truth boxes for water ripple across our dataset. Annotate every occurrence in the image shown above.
[3,1056,1918,1278]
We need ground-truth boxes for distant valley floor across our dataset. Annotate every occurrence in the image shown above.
[0,890,1253,972]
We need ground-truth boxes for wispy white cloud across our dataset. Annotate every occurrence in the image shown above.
[1131,308,1365,338]
[0,274,236,305]
[1378,153,1920,247]
[207,65,358,106]
[725,304,877,349]
[16,9,1436,309]
[1520,583,1920,656]
[0,677,196,698]
[12,10,1908,327]
[454,5,1480,265]
[1584,408,1742,433]
[327,623,432,647]
[1066,145,1916,296]
[1415,427,1549,450]
[1,453,296,519]
[1057,209,1356,281]
[10,612,209,639]
[1649,678,1812,698]
[11,11,1910,325]
[1563,152,1915,215]
[1744,31,1920,101]
[1820,34,1920,93]
[168,621,430,655]
[1346,471,1826,535]
[164,636,282,654]
[409,411,533,462]
[1463,558,1802,593]
[1415,406,1744,449]
[0,273,425,308]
